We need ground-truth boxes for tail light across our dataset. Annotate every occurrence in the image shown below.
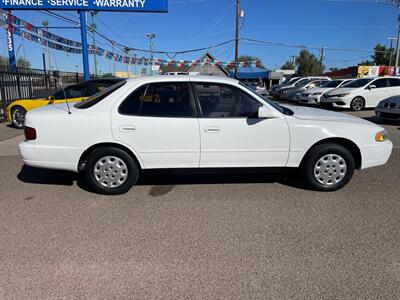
[24,126,36,141]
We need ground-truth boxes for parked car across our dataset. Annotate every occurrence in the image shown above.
[269,77,301,97]
[20,76,392,195]
[375,95,400,122]
[6,78,124,129]
[286,79,331,102]
[299,79,354,105]
[320,77,400,111]
[276,77,330,100]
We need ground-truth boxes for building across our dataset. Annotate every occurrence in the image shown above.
[160,52,229,77]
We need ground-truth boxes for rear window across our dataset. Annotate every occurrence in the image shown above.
[75,80,127,109]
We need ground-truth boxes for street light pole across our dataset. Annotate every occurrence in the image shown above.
[146,33,156,76]
[111,40,116,75]
[234,0,240,78]
[42,20,51,74]
[90,11,98,77]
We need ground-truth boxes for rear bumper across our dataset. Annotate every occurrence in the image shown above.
[360,141,393,170]
[19,141,82,172]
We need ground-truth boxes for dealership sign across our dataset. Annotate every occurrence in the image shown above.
[0,0,168,12]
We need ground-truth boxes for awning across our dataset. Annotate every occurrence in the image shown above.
[229,67,269,79]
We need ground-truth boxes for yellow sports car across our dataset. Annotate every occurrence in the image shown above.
[6,78,124,128]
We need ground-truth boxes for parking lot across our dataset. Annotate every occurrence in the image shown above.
[0,108,399,299]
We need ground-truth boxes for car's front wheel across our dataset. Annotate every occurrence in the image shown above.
[350,97,365,111]
[11,106,26,129]
[84,147,139,195]
[302,144,355,191]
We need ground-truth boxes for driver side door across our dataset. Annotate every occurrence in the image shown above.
[194,82,290,168]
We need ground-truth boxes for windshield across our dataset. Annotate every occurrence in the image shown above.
[75,80,127,109]
[323,80,342,88]
[344,78,373,88]
[287,77,300,85]
[294,79,310,86]
[240,83,293,116]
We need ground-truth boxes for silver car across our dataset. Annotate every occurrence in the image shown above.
[375,96,400,122]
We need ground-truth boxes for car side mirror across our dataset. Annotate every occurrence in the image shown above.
[368,85,376,90]
[47,96,55,101]
[258,106,277,119]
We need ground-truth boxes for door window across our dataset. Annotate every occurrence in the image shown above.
[194,83,262,118]
[371,79,389,89]
[388,78,400,87]
[119,82,195,117]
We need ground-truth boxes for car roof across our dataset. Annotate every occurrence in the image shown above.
[124,75,239,86]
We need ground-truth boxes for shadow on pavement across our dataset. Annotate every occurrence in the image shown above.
[18,166,306,191]
[18,165,77,186]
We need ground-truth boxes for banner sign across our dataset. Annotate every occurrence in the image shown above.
[1,12,82,47]
[0,0,168,12]
[6,14,17,71]
[358,65,398,78]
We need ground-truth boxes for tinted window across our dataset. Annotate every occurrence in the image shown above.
[83,82,115,96]
[372,79,389,88]
[119,82,195,117]
[389,78,400,87]
[195,83,262,118]
[52,85,85,100]
[324,80,342,88]
[75,80,127,109]
[345,78,373,88]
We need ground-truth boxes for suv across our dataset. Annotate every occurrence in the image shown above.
[320,77,400,111]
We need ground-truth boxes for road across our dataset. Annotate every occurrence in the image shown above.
[0,111,399,299]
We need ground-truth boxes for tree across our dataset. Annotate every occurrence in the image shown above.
[358,43,394,66]
[16,58,30,68]
[0,55,31,68]
[238,55,264,68]
[281,60,295,70]
[296,50,324,76]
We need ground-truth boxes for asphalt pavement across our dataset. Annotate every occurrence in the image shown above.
[0,108,399,299]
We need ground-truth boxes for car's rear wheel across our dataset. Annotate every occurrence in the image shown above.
[11,106,26,129]
[301,144,355,191]
[350,97,365,111]
[84,147,139,195]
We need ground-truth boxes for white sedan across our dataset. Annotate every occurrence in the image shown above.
[299,79,354,104]
[20,76,392,195]
[320,77,400,111]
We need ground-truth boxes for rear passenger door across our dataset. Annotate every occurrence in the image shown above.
[112,81,200,169]
[387,78,400,98]
[366,78,389,107]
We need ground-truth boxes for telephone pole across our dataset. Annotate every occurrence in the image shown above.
[381,1,400,70]
[388,37,397,66]
[234,0,240,78]
[42,20,51,74]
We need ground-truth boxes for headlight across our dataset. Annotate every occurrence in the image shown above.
[333,93,351,97]
[282,90,289,94]
[312,92,323,95]
[375,130,388,142]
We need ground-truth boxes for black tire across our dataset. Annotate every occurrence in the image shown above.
[350,97,365,111]
[11,106,26,129]
[84,147,139,195]
[301,144,355,191]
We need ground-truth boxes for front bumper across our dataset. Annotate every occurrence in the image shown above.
[375,108,400,121]
[360,140,393,170]
[320,96,348,107]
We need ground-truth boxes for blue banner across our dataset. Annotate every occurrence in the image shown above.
[6,21,17,71]
[0,0,168,12]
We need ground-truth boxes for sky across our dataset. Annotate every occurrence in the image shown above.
[1,0,399,74]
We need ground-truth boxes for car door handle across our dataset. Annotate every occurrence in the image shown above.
[119,125,136,132]
[204,127,220,133]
